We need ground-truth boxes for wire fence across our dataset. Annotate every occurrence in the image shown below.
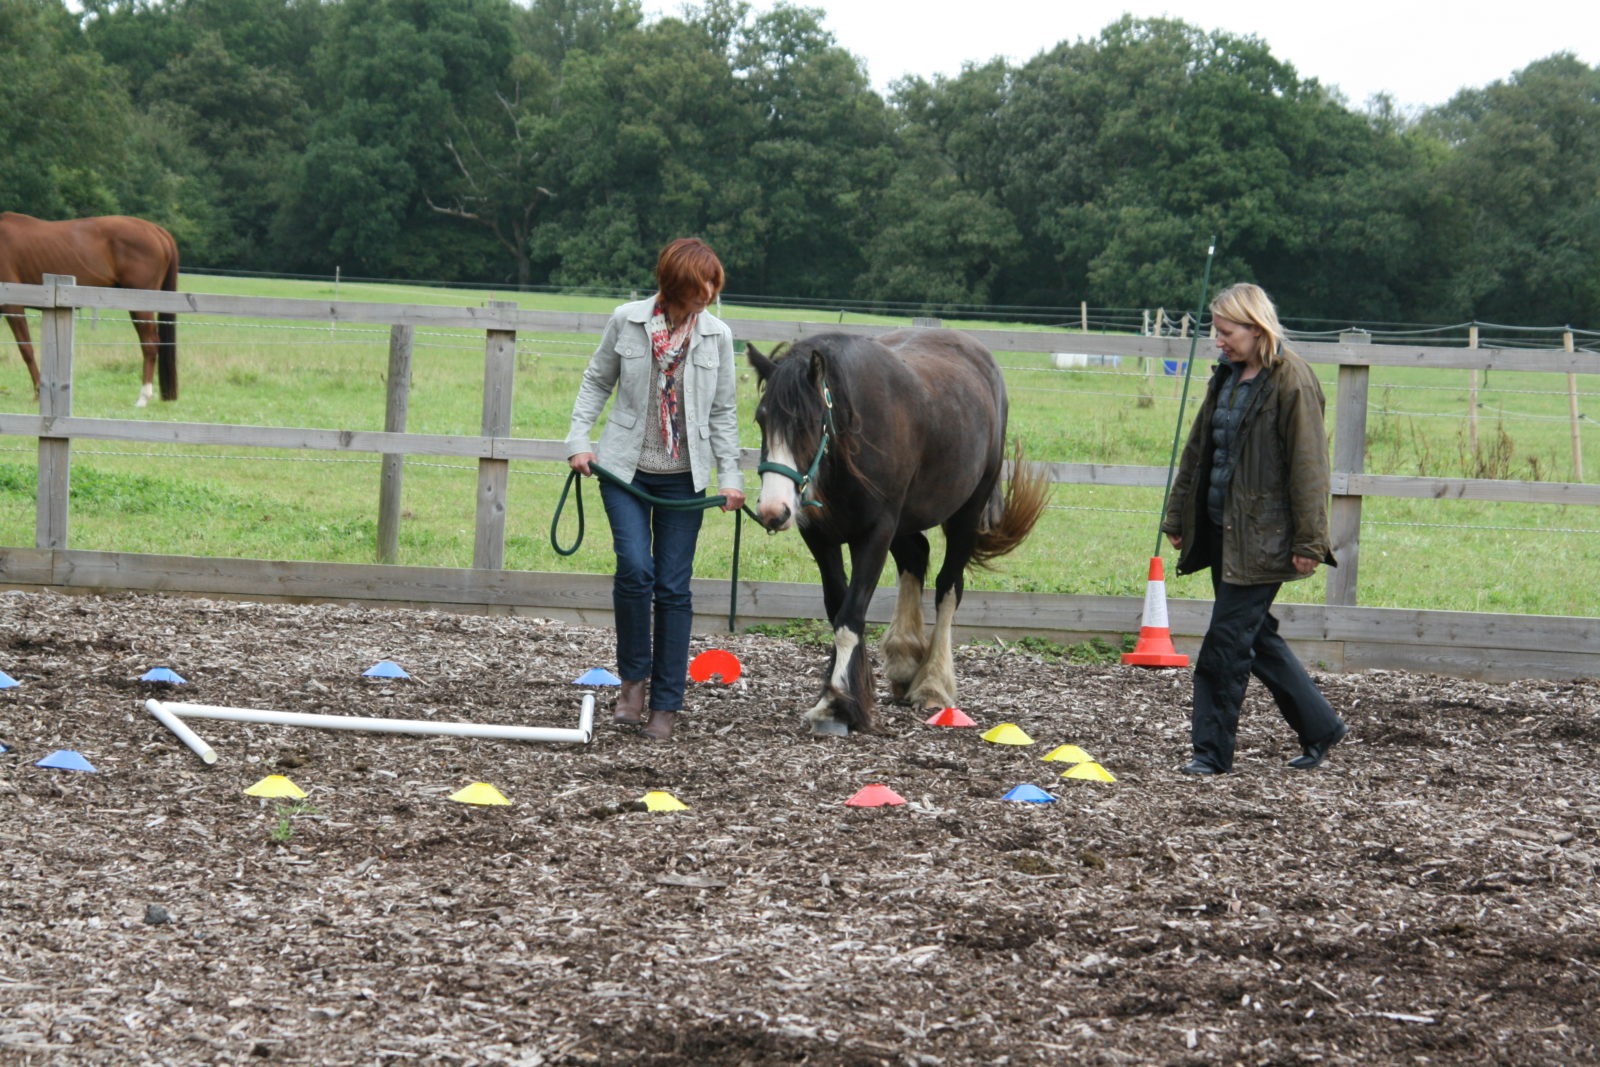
[3,296,1594,550]
[170,267,1600,344]
[22,309,1598,406]
[2,439,1594,540]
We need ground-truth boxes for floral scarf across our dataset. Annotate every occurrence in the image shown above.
[647,302,696,458]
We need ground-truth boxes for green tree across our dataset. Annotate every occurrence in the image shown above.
[1418,55,1600,325]
[425,0,644,288]
[276,0,517,277]
[0,0,145,217]
[861,62,1021,306]
[525,10,755,287]
[142,30,309,265]
[83,0,322,265]
[724,3,893,296]
[992,17,1430,319]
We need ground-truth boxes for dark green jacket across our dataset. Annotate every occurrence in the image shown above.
[1162,349,1336,584]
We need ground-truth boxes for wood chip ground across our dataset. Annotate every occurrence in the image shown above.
[1,590,1596,1065]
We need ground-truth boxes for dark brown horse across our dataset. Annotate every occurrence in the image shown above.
[0,212,179,405]
[748,330,1051,736]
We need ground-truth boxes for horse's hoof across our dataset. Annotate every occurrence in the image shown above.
[809,718,849,737]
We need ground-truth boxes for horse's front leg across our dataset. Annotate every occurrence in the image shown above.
[806,528,894,736]
[131,311,157,407]
[800,526,848,627]
[3,305,41,402]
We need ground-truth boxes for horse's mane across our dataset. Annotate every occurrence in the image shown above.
[759,335,877,500]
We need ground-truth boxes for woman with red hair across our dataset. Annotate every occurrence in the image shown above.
[565,239,745,740]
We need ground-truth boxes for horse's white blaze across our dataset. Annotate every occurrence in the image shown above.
[757,434,801,529]
[135,382,153,408]
[828,626,860,692]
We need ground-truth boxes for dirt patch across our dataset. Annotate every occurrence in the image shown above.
[1,589,1597,1065]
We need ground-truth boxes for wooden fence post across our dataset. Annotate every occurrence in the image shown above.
[1327,330,1370,607]
[474,302,517,570]
[1566,331,1583,482]
[36,274,75,551]
[1080,301,1088,332]
[377,324,415,563]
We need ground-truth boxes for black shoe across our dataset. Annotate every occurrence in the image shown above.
[1180,759,1225,776]
[1289,722,1348,769]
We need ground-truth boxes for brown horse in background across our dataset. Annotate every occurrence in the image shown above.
[0,212,179,406]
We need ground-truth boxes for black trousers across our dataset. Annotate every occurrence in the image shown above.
[1191,566,1344,771]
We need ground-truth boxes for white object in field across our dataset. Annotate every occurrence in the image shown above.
[1052,353,1120,369]
[144,699,218,764]
[146,694,595,763]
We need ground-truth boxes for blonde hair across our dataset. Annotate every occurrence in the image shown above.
[1209,282,1291,367]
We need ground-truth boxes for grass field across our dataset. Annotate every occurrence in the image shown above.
[1,274,1596,618]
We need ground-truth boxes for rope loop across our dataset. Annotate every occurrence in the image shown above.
[549,461,760,629]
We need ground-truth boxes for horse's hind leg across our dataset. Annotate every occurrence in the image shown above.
[906,513,983,710]
[131,311,159,407]
[3,305,41,401]
[883,532,930,701]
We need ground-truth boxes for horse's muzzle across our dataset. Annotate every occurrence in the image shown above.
[756,501,794,532]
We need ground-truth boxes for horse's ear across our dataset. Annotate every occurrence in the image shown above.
[746,342,777,384]
[808,348,829,390]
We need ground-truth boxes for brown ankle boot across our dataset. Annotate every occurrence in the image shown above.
[611,680,647,725]
[641,709,678,740]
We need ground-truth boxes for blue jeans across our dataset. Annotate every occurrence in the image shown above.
[600,470,704,712]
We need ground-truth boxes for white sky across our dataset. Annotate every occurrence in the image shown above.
[650,0,1599,113]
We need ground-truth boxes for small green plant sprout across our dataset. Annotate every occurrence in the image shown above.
[269,800,319,843]
[745,619,885,645]
[982,634,1130,665]
[744,618,835,645]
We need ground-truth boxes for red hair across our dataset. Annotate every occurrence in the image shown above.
[656,238,725,311]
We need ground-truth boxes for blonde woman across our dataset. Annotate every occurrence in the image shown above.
[1162,283,1347,774]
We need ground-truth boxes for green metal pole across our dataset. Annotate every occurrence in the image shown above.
[1153,237,1218,558]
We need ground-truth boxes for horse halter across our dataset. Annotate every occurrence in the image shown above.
[757,380,835,509]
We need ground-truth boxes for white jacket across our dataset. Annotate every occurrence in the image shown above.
[564,297,744,493]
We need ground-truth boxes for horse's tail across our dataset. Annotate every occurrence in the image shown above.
[970,439,1051,567]
[157,232,178,400]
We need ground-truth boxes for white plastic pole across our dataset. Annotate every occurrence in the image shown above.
[146,694,595,752]
[144,699,218,764]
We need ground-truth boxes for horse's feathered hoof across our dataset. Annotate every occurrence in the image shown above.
[809,717,849,737]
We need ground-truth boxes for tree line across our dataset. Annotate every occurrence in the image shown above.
[4,0,1598,327]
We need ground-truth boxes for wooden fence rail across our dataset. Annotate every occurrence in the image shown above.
[2,278,1597,683]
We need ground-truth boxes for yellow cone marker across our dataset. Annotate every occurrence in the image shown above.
[1061,761,1116,782]
[1041,745,1094,764]
[641,790,688,812]
[449,782,511,806]
[982,723,1034,746]
[244,774,307,799]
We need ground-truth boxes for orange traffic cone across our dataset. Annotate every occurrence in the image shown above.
[1122,556,1189,667]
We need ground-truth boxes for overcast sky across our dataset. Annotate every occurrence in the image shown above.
[648,0,1599,113]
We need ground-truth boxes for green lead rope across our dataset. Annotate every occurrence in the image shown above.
[550,460,760,631]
